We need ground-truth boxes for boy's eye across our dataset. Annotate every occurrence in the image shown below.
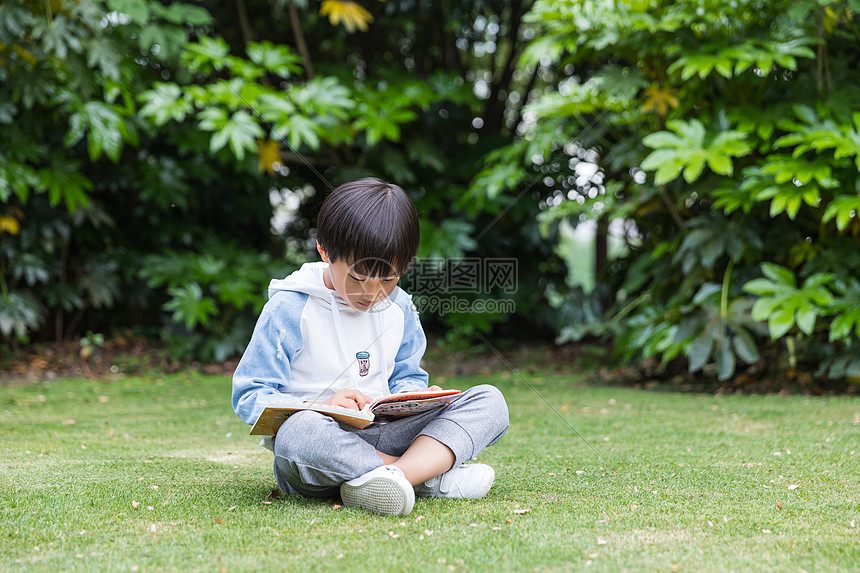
[348,274,398,283]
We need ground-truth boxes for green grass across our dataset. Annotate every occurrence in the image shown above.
[2,370,858,572]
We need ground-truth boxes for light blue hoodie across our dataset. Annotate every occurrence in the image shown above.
[231,262,429,430]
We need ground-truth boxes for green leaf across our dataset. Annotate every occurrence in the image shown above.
[688,332,713,372]
[36,158,93,211]
[106,0,149,23]
[642,132,686,149]
[163,283,218,329]
[751,296,780,321]
[277,115,320,151]
[197,107,229,132]
[139,24,188,60]
[761,263,796,287]
[138,83,193,126]
[247,41,303,78]
[181,36,230,74]
[733,330,760,364]
[768,306,796,339]
[640,120,750,184]
[86,36,121,80]
[682,155,706,182]
[795,306,818,335]
[209,111,264,160]
[293,77,355,119]
[155,3,213,26]
[65,102,130,163]
[716,338,736,381]
[823,195,860,231]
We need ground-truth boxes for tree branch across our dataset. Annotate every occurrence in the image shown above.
[483,0,526,133]
[288,0,315,79]
[236,0,254,43]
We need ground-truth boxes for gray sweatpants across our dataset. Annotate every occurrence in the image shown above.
[272,384,509,498]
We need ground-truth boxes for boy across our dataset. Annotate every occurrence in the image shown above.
[231,177,509,516]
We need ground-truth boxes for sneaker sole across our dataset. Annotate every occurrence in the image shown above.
[340,476,414,516]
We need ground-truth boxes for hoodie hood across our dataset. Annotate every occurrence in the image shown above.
[268,262,355,311]
[268,261,394,396]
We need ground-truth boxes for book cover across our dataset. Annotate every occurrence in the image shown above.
[250,389,462,435]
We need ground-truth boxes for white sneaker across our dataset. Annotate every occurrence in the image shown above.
[415,463,495,499]
[340,466,415,516]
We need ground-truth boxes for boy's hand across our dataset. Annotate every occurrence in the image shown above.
[322,389,372,410]
[428,385,459,392]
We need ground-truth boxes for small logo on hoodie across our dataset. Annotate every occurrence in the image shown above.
[356,351,370,377]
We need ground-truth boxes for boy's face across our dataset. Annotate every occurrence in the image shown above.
[317,243,400,311]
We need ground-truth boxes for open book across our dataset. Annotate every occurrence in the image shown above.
[250,389,462,435]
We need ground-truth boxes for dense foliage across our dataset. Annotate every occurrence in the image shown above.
[473,0,860,381]
[3,0,859,385]
[1,0,562,359]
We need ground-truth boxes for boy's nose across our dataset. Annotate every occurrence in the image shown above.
[372,283,387,300]
[363,281,384,300]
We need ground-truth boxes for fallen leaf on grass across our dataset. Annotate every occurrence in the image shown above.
[267,488,283,499]
[777,501,783,509]
[597,538,607,545]
[228,505,238,511]
[332,504,342,510]
[214,518,223,524]
[132,501,140,510]
[788,484,800,490]
[513,508,531,514]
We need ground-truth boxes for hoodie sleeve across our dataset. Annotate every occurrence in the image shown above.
[231,291,307,425]
[388,295,430,393]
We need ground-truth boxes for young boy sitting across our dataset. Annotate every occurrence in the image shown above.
[231,177,509,516]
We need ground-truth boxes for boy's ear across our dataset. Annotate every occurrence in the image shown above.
[316,240,331,263]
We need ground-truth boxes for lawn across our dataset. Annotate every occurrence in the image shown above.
[1,367,858,572]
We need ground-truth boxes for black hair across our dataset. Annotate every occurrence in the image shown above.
[316,177,420,277]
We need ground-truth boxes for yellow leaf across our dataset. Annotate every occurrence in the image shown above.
[0,215,20,235]
[641,84,680,116]
[13,46,38,66]
[256,139,281,175]
[320,0,374,33]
